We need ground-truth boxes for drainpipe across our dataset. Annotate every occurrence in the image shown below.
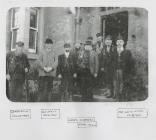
[75,7,80,43]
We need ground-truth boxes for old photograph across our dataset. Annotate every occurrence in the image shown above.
[6,7,148,102]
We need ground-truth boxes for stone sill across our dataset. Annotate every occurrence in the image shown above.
[27,53,38,60]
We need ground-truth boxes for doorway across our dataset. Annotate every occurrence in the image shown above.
[102,11,128,44]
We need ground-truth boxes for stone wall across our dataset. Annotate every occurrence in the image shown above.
[79,7,148,90]
[127,8,148,88]
[6,7,148,92]
[78,7,101,42]
[43,7,75,56]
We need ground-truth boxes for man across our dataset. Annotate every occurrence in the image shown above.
[77,40,92,101]
[113,35,135,101]
[6,41,30,102]
[38,38,58,102]
[57,43,77,101]
[99,35,115,98]
[96,33,104,55]
[90,42,99,88]
[71,42,82,94]
[77,41,99,101]
[71,42,81,73]
[87,36,93,44]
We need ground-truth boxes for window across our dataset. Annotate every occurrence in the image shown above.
[28,8,39,53]
[11,8,20,51]
[10,7,39,53]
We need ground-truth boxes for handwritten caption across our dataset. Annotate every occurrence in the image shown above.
[10,109,31,120]
[117,108,148,118]
[41,109,60,119]
[67,117,97,128]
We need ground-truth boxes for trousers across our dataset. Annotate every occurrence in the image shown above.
[38,76,53,102]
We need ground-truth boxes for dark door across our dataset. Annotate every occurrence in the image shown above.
[102,11,128,44]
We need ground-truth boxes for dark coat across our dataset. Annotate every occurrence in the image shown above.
[70,48,81,73]
[99,46,115,72]
[77,50,99,75]
[57,52,76,77]
[113,48,135,81]
[6,52,30,80]
[99,46,115,83]
[90,50,99,75]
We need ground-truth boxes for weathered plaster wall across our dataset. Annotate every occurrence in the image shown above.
[43,7,75,56]
[79,7,148,88]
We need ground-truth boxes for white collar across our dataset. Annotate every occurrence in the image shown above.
[65,51,70,58]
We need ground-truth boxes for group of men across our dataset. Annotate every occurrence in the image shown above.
[6,32,135,102]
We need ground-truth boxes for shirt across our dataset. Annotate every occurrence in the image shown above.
[65,52,70,58]
[38,50,58,77]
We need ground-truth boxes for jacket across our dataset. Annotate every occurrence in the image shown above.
[77,50,99,75]
[89,50,99,75]
[99,46,115,73]
[38,50,58,77]
[57,52,76,77]
[113,48,135,81]
[6,51,30,80]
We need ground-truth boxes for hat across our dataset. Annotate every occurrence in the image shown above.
[96,33,102,37]
[116,34,124,41]
[87,36,93,41]
[45,38,53,44]
[64,43,71,48]
[85,40,92,45]
[105,35,112,40]
[16,41,24,47]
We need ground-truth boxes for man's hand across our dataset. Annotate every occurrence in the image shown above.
[6,74,10,81]
[44,67,53,72]
[47,67,53,72]
[101,67,104,71]
[73,73,77,78]
[25,68,29,73]
[44,67,48,72]
[58,74,62,79]
[94,73,98,78]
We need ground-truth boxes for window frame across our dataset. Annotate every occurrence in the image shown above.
[28,7,39,53]
[10,8,20,51]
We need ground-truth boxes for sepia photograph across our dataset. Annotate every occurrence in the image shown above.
[6,7,148,102]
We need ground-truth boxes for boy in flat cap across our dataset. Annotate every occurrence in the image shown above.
[38,38,58,102]
[113,34,135,101]
[6,41,30,101]
[57,43,77,101]
[99,35,115,98]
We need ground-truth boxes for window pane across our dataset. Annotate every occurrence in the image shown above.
[12,29,19,49]
[12,8,20,28]
[30,8,38,28]
[29,29,37,50]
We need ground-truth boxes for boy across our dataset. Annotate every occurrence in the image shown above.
[38,38,58,102]
[6,41,30,102]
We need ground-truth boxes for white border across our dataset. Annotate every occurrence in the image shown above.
[0,0,155,140]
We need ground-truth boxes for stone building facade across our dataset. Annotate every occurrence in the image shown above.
[6,7,148,95]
